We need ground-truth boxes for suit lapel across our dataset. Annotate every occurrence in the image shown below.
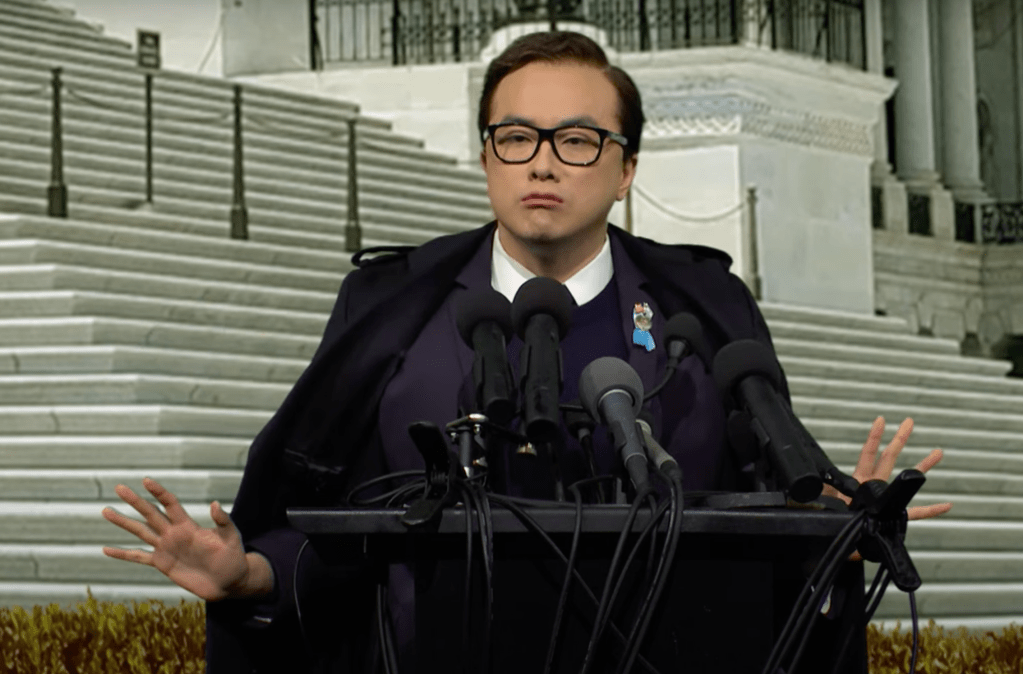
[610,233,663,398]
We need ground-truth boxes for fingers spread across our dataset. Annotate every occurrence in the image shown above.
[102,545,154,566]
[876,417,914,479]
[854,416,886,479]
[907,502,953,521]
[915,448,944,474]
[114,483,170,534]
[102,506,160,547]
[142,477,191,524]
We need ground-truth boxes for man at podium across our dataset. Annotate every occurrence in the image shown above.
[101,30,952,673]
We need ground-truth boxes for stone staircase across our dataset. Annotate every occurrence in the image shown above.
[1,0,1021,641]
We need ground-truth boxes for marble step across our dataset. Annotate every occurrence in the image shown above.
[0,373,290,410]
[788,377,1023,415]
[0,582,192,611]
[0,194,460,253]
[769,321,960,356]
[0,500,228,544]
[0,345,308,383]
[772,338,1012,377]
[869,581,1023,620]
[0,19,133,61]
[0,436,250,468]
[0,264,339,314]
[820,442,1023,475]
[802,418,1023,453]
[0,153,493,225]
[778,355,1021,395]
[0,238,344,294]
[0,468,241,501]
[759,303,912,335]
[903,519,1023,551]
[0,93,458,170]
[0,317,321,360]
[0,404,269,437]
[0,137,491,212]
[898,493,1023,519]
[864,552,1023,584]
[0,214,356,276]
[0,290,329,334]
[792,396,1023,435]
[0,174,479,245]
[0,4,123,43]
[0,544,175,585]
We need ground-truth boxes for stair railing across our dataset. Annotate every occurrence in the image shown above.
[18,67,363,248]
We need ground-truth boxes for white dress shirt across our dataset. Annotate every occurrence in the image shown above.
[491,227,614,306]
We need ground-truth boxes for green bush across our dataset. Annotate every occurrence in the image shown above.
[867,620,1023,674]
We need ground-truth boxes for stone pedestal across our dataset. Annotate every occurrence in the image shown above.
[620,46,894,314]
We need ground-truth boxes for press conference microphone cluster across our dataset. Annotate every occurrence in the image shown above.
[456,289,517,426]
[713,339,860,502]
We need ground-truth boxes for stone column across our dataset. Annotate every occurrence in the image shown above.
[937,0,987,200]
[891,0,939,184]
[892,0,955,239]
[865,0,908,235]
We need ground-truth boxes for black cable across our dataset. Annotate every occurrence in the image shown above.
[476,483,496,674]
[618,474,683,674]
[867,568,892,617]
[544,478,602,674]
[761,512,867,674]
[487,494,664,674]
[580,486,659,674]
[643,492,659,580]
[864,564,889,610]
[386,482,430,508]
[459,485,475,673]
[643,366,677,402]
[909,591,919,674]
[294,538,314,661]
[346,470,424,504]
[376,584,398,674]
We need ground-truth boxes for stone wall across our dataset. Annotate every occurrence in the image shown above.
[873,229,1023,361]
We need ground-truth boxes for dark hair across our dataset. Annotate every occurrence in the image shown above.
[478,31,644,163]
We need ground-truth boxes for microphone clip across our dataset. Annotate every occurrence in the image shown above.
[849,469,925,592]
[400,421,462,528]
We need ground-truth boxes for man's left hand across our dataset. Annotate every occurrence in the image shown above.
[820,416,954,562]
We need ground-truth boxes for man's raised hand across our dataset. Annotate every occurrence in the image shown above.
[101,477,272,602]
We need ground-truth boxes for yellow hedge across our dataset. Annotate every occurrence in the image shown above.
[2,595,1022,673]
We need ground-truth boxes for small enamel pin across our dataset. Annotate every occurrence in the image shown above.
[632,302,655,352]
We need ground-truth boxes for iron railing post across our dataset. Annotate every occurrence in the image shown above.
[230,85,249,240]
[144,72,154,205]
[746,186,762,300]
[47,67,67,218]
[345,117,362,252]
[392,0,402,65]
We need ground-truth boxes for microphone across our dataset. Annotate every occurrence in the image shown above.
[637,412,681,482]
[579,357,650,494]
[645,312,706,401]
[510,277,573,444]
[713,340,822,503]
[456,290,516,426]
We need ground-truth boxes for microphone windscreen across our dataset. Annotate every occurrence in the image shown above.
[510,277,573,339]
[664,313,710,362]
[712,339,784,397]
[455,290,513,347]
[579,356,644,421]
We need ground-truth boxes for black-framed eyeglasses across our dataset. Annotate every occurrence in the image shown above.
[482,123,629,166]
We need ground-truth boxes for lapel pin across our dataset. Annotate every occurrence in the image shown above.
[633,302,655,352]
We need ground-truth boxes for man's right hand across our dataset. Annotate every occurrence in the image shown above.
[101,476,274,602]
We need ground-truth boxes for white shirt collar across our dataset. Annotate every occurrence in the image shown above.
[491,227,614,306]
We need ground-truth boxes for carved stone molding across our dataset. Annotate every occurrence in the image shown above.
[642,86,873,155]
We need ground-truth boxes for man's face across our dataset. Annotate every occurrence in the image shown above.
[480,61,636,250]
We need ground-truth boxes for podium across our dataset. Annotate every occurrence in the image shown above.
[288,503,869,674]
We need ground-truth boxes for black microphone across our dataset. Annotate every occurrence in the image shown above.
[713,340,822,503]
[663,312,710,368]
[645,312,707,401]
[637,411,681,482]
[579,357,650,494]
[456,289,516,426]
[510,277,573,444]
